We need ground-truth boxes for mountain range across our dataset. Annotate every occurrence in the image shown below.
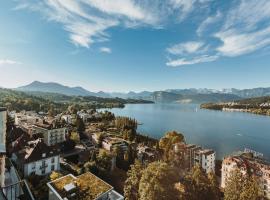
[15,81,270,103]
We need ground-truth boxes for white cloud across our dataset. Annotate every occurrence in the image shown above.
[15,0,212,48]
[215,0,270,57]
[197,11,222,36]
[166,55,218,67]
[166,41,204,55]
[99,47,112,54]
[215,27,270,57]
[0,59,21,65]
[167,0,270,67]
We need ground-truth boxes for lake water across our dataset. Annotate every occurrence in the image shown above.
[102,103,270,159]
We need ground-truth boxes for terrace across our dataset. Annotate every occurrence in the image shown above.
[47,172,124,200]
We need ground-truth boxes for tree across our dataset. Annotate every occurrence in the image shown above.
[182,165,220,200]
[240,176,261,200]
[159,131,185,161]
[138,161,179,200]
[224,169,246,200]
[70,132,80,144]
[124,160,144,200]
[97,150,112,172]
[208,171,220,200]
[50,171,63,181]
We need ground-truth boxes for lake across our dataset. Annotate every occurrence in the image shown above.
[102,103,270,159]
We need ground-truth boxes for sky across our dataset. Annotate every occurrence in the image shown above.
[1,0,270,92]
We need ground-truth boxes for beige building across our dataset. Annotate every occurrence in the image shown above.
[33,123,67,146]
[221,150,270,199]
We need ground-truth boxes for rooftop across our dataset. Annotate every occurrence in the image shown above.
[16,139,59,163]
[48,172,115,200]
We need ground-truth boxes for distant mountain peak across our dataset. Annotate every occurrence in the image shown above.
[16,81,95,97]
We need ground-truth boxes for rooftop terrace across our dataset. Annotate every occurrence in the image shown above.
[47,172,119,200]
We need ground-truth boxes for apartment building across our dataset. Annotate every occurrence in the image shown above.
[47,172,124,200]
[32,123,67,146]
[185,144,215,173]
[221,150,270,199]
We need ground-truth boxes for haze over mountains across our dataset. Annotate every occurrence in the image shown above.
[15,81,270,103]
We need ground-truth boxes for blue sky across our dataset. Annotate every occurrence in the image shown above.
[1,0,270,92]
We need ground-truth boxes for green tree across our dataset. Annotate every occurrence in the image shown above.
[224,169,246,200]
[159,131,185,161]
[70,132,80,144]
[97,150,112,172]
[50,171,63,181]
[124,160,144,200]
[182,165,220,200]
[240,176,261,200]
[138,161,179,200]
[208,171,220,200]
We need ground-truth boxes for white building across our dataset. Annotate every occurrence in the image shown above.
[12,139,60,177]
[14,111,41,125]
[185,144,215,173]
[0,108,7,187]
[102,137,128,152]
[47,172,124,200]
[61,115,73,124]
[32,123,67,146]
[221,150,270,199]
[77,111,92,123]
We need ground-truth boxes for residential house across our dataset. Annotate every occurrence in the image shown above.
[12,139,60,177]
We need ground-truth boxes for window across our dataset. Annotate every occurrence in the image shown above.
[51,157,55,163]
[31,163,36,170]
[51,165,55,171]
[42,169,45,174]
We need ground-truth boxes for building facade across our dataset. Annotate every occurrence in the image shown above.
[185,144,215,173]
[221,150,270,199]
[12,139,60,177]
[33,124,67,146]
[0,108,6,187]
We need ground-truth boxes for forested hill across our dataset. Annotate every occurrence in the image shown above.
[0,88,153,112]
[201,96,270,116]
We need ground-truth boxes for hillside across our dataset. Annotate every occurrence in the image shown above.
[16,81,99,97]
[0,88,153,112]
[201,96,270,116]
[150,91,241,103]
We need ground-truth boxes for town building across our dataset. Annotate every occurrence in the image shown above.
[137,145,158,165]
[61,115,74,124]
[77,111,92,123]
[173,143,216,173]
[32,122,67,146]
[102,136,128,152]
[184,144,215,173]
[12,139,60,177]
[47,172,124,200]
[14,111,41,126]
[221,149,270,199]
